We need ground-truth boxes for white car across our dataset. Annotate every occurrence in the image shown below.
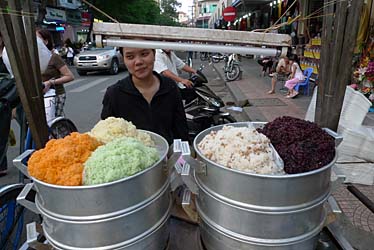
[73,46,126,76]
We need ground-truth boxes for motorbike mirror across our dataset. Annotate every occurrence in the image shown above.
[196,70,208,83]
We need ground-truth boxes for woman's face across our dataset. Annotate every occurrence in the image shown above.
[123,48,155,80]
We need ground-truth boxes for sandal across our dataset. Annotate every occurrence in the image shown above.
[267,90,275,94]
[291,92,299,98]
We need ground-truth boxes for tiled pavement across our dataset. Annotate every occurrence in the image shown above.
[333,185,374,233]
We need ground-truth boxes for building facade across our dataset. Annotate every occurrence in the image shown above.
[194,0,219,28]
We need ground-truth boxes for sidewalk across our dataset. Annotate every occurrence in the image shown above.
[213,57,374,250]
[215,58,312,122]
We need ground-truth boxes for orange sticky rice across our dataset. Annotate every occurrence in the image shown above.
[28,132,101,186]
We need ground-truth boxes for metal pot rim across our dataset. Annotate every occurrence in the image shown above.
[193,122,337,179]
[30,130,169,189]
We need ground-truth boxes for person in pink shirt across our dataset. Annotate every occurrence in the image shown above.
[284,54,304,98]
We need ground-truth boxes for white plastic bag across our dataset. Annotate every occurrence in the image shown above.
[2,36,51,77]
[44,89,56,126]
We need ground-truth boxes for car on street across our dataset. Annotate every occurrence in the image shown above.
[73,46,126,76]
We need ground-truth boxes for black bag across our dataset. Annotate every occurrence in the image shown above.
[0,73,20,108]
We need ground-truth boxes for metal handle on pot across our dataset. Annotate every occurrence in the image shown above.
[182,155,207,175]
[181,162,199,194]
[323,128,343,147]
[332,165,346,184]
[13,149,34,178]
[17,183,39,215]
[327,196,342,214]
[27,222,53,250]
[167,139,184,173]
[181,188,199,223]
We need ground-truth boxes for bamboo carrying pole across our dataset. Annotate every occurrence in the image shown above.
[316,0,364,130]
[0,0,48,149]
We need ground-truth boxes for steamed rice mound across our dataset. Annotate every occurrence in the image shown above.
[83,137,160,185]
[28,132,101,186]
[198,126,279,174]
[88,117,154,146]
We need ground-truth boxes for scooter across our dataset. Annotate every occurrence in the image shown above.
[211,53,226,63]
[180,66,237,141]
[223,53,241,81]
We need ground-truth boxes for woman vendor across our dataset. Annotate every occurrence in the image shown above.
[101,47,189,145]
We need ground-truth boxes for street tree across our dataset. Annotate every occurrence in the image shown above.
[160,0,182,19]
[86,0,180,25]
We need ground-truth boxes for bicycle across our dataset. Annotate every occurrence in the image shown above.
[0,92,77,249]
[0,184,37,250]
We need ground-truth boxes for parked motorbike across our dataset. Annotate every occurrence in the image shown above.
[180,66,237,141]
[211,53,226,63]
[199,51,210,61]
[223,53,241,81]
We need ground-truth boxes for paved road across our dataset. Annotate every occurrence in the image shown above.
[1,69,128,186]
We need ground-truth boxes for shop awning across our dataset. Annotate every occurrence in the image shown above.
[233,0,273,9]
[232,0,242,7]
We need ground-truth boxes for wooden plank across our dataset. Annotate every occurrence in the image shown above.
[0,0,48,148]
[93,22,292,47]
[329,0,364,129]
[316,0,334,124]
[23,0,42,88]
[316,0,363,130]
[321,1,348,128]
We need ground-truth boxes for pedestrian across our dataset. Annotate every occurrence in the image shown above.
[267,56,290,94]
[0,32,11,177]
[65,42,74,66]
[101,47,189,145]
[37,29,74,116]
[284,54,304,98]
[154,49,197,88]
[154,49,197,103]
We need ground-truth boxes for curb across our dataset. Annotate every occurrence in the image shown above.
[211,62,268,122]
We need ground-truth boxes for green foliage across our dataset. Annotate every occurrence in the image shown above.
[160,0,181,19]
[88,0,180,26]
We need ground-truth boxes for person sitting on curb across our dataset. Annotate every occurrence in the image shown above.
[267,56,290,94]
[257,56,274,77]
[284,54,305,98]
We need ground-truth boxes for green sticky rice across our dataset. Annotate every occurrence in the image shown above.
[83,137,159,185]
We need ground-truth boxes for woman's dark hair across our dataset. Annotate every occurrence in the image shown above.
[289,54,301,68]
[36,29,54,51]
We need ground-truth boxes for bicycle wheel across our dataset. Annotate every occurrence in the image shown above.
[49,117,78,139]
[0,184,27,250]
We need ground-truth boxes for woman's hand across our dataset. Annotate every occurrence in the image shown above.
[43,80,52,93]
[181,78,193,88]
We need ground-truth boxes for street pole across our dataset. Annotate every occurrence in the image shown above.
[316,0,364,130]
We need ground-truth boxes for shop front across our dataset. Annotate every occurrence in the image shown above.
[43,7,67,47]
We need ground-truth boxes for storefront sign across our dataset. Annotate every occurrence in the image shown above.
[66,10,82,26]
[57,0,81,9]
[45,7,66,22]
[222,7,237,22]
[81,12,92,27]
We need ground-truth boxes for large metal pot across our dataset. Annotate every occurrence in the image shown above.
[39,184,171,249]
[187,122,342,250]
[14,131,169,218]
[15,131,176,249]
